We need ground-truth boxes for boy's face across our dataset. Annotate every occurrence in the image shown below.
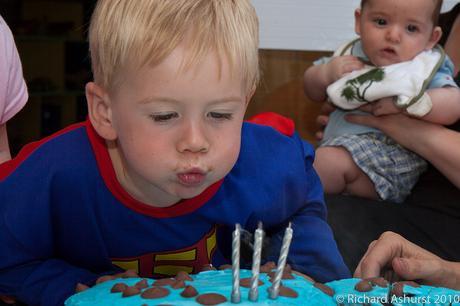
[355,0,441,66]
[99,45,252,207]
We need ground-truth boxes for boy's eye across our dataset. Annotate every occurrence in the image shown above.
[373,18,387,26]
[150,112,178,122]
[208,112,233,120]
[407,24,418,33]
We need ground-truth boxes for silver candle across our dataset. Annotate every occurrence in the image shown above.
[249,222,264,302]
[269,223,293,299]
[231,224,241,303]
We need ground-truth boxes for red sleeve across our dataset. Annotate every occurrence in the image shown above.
[246,112,295,136]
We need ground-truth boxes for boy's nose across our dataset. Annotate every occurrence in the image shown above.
[177,121,209,153]
[385,26,401,43]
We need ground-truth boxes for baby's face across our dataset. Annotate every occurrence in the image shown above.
[106,44,250,207]
[355,0,440,66]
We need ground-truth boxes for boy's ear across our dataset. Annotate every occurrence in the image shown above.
[354,9,362,35]
[85,82,117,140]
[426,26,442,50]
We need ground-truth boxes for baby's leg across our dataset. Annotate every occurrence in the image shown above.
[314,146,378,199]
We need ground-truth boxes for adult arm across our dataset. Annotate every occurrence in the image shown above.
[355,231,460,289]
[0,16,28,163]
[420,10,460,123]
[0,15,28,124]
[444,11,460,76]
[0,123,11,163]
[346,113,460,189]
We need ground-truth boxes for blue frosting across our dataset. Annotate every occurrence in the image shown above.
[65,269,334,305]
[65,269,460,306]
[327,278,389,306]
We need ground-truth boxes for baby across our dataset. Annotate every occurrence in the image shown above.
[304,0,460,203]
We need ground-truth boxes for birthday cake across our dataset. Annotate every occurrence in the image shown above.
[64,265,460,306]
[64,264,332,306]
[65,225,460,305]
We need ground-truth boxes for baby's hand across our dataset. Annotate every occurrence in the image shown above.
[75,269,139,292]
[326,55,364,83]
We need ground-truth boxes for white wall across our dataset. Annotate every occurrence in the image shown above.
[252,0,459,51]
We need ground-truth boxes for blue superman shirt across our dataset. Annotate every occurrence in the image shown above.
[0,113,349,306]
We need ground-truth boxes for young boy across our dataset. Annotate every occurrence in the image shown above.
[304,0,460,203]
[0,1,349,305]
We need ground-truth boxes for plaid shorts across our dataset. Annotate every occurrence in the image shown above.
[321,133,427,203]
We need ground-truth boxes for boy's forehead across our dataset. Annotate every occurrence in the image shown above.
[157,42,235,79]
[115,45,244,94]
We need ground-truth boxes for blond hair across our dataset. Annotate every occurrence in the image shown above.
[88,0,259,93]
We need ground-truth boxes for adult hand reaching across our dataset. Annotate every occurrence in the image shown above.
[354,231,460,290]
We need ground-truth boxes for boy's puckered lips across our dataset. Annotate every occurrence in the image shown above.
[177,168,206,186]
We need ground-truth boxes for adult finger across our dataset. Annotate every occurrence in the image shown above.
[354,240,378,277]
[355,232,404,279]
[392,257,448,286]
[315,131,324,141]
[316,114,329,127]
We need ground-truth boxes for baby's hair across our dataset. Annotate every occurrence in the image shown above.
[360,0,443,26]
[88,0,259,93]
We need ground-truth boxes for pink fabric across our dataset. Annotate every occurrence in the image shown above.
[0,15,27,124]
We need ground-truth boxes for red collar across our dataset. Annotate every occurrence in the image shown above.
[85,119,223,218]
